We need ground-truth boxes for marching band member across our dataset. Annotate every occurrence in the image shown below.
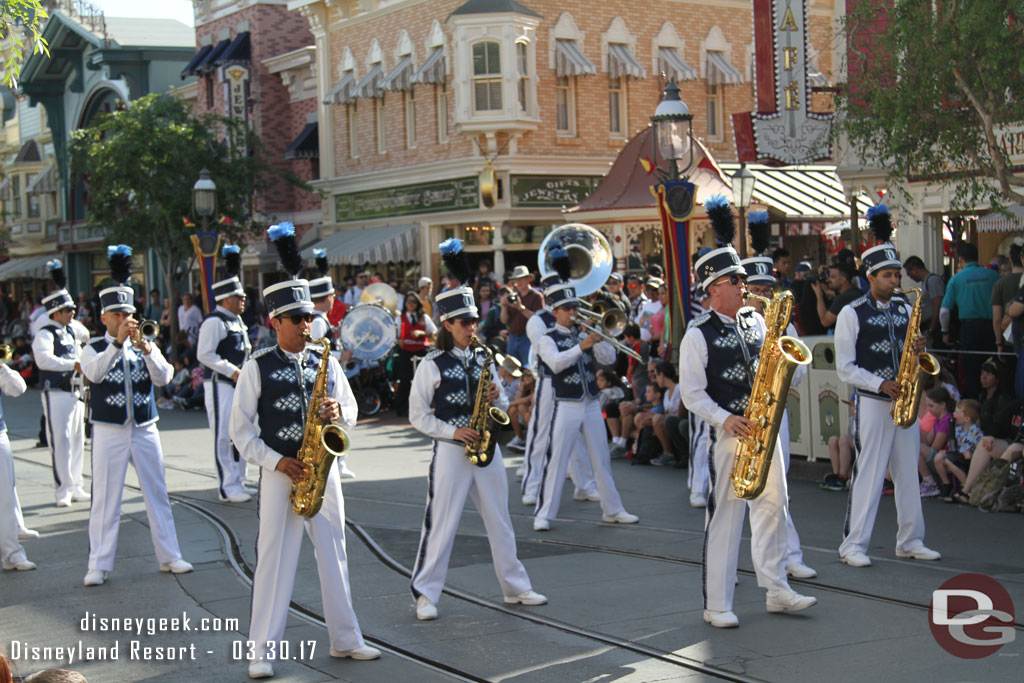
[197,244,252,503]
[679,196,816,628]
[230,224,378,678]
[32,258,87,507]
[686,283,711,509]
[80,245,192,587]
[741,245,817,581]
[532,248,637,532]
[836,205,940,567]
[409,239,545,621]
[0,360,33,571]
[520,266,598,507]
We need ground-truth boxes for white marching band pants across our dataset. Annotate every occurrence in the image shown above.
[42,389,85,501]
[249,462,364,660]
[412,441,532,604]
[87,422,182,572]
[204,380,248,498]
[521,376,596,499]
[704,426,793,613]
[839,393,927,558]
[0,432,28,565]
[536,397,626,522]
[689,413,710,496]
[778,416,805,567]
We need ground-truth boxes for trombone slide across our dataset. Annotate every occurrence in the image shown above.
[575,319,643,362]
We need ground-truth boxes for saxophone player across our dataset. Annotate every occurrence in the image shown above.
[835,205,940,568]
[408,239,545,621]
[679,197,815,628]
[230,224,379,679]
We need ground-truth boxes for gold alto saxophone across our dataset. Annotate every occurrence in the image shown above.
[290,334,350,517]
[465,336,510,466]
[730,290,811,499]
[890,288,941,428]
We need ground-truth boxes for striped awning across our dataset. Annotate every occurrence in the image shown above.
[719,163,875,219]
[412,46,446,84]
[658,46,697,82]
[706,51,744,85]
[607,43,646,80]
[979,204,1024,232]
[27,163,57,194]
[0,253,57,281]
[301,224,419,265]
[324,70,357,105]
[356,63,384,99]
[382,54,414,92]
[555,39,596,77]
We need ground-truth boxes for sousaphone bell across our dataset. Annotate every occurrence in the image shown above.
[537,223,613,297]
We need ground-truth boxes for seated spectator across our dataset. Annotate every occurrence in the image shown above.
[597,369,627,445]
[622,323,650,400]
[918,386,954,497]
[159,357,193,408]
[977,360,1012,435]
[963,396,1024,494]
[937,399,984,502]
[822,399,856,491]
[507,369,535,452]
[172,356,205,410]
[653,361,685,467]
[628,382,665,464]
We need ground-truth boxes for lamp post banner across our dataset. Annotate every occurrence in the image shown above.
[653,180,696,361]
[190,232,222,316]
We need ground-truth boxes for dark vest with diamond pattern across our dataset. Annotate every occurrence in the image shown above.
[695,308,764,416]
[429,349,482,430]
[534,310,556,377]
[88,337,158,426]
[544,328,599,401]
[38,323,77,391]
[255,346,335,459]
[201,310,250,382]
[850,294,909,400]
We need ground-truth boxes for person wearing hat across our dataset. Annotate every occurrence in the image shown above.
[501,264,544,366]
[519,263,598,504]
[532,274,637,532]
[308,248,340,351]
[416,276,434,319]
[679,196,817,628]
[835,204,941,568]
[32,259,87,507]
[80,245,193,587]
[196,244,252,504]
[637,277,665,344]
[408,239,546,621]
[605,272,630,312]
[230,224,379,678]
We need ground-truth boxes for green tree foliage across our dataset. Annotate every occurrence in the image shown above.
[836,1,1024,209]
[1,0,48,87]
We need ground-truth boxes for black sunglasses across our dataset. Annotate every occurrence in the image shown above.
[714,274,745,287]
[286,313,314,324]
[457,318,479,328]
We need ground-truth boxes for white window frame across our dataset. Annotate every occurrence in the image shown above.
[706,83,723,141]
[608,76,626,137]
[375,98,386,154]
[347,103,359,159]
[517,41,528,113]
[436,85,449,143]
[555,75,575,136]
[471,40,503,113]
[405,88,417,149]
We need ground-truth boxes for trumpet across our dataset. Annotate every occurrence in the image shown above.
[0,344,11,364]
[130,319,159,344]
[574,317,643,362]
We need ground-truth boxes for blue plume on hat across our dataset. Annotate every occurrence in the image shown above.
[748,211,771,255]
[267,223,304,277]
[47,259,66,289]
[313,248,329,277]
[107,244,133,285]
[704,194,735,247]
[221,243,241,278]
[439,238,471,285]
[866,204,893,243]
[549,245,572,283]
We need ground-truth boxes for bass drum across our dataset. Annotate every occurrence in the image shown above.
[340,304,397,362]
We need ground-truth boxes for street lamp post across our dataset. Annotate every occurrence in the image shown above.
[190,168,219,315]
[192,167,217,230]
[650,80,694,182]
[731,163,756,257]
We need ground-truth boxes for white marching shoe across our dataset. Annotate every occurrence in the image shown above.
[573,489,600,501]
[71,488,91,502]
[601,511,639,524]
[219,491,252,503]
[895,545,941,561]
[3,555,36,571]
[330,645,381,660]
[504,590,547,605]
[689,493,708,508]
[703,610,739,628]
[83,569,107,586]
[415,595,438,620]
[18,528,40,540]
[532,517,550,531]
[840,551,872,567]
[160,559,194,574]
[766,589,817,613]
[786,562,818,579]
[521,494,537,506]
[248,661,273,678]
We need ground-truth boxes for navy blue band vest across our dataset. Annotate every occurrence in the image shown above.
[201,311,250,382]
[255,347,335,459]
[696,309,764,416]
[544,329,599,401]
[851,294,910,399]
[38,323,77,391]
[88,338,158,426]
[428,349,483,429]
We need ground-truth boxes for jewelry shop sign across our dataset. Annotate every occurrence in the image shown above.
[511,176,602,207]
[335,177,479,220]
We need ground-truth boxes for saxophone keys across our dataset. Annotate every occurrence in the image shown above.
[469,455,479,465]
[479,454,488,463]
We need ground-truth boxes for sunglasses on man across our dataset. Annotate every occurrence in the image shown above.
[286,313,314,324]
[713,274,745,287]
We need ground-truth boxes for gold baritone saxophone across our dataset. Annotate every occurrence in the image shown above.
[465,336,510,467]
[891,288,940,428]
[290,334,350,517]
[730,290,811,499]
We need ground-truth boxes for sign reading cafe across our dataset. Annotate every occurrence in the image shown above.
[335,177,479,220]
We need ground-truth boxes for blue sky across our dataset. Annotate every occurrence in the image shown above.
[92,0,194,27]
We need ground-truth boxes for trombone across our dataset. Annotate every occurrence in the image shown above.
[573,309,643,362]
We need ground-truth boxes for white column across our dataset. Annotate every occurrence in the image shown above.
[493,222,506,281]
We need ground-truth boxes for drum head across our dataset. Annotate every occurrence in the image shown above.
[340,304,397,361]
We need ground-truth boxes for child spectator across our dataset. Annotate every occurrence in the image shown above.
[938,399,984,502]
[822,399,856,491]
[495,352,525,452]
[918,386,954,497]
[159,357,193,409]
[629,381,666,464]
[651,360,682,466]
[597,369,627,448]
[507,369,536,451]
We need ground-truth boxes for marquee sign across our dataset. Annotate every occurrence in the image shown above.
[733,0,831,165]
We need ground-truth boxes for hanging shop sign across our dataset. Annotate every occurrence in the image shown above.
[511,176,602,207]
[335,177,479,220]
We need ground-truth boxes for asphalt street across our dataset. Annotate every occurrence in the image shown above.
[1,387,1021,682]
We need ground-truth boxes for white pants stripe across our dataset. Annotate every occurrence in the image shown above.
[536,398,625,521]
[522,377,596,498]
[411,441,532,604]
[688,414,710,496]
[42,390,84,501]
[840,393,926,557]
[0,432,27,565]
[249,462,364,659]
[204,381,247,498]
[87,422,182,572]
[703,426,792,612]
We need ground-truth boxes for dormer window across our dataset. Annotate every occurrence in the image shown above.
[472,41,502,112]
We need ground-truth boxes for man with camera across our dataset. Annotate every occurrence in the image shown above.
[501,266,544,364]
[811,261,861,331]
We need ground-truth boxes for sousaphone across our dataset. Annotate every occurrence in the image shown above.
[537,223,613,297]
